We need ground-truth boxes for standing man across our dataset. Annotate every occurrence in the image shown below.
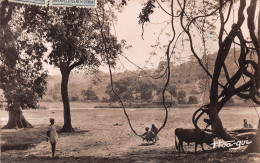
[46,118,58,157]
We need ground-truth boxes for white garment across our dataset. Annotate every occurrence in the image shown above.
[48,125,58,143]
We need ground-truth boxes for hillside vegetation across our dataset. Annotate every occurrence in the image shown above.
[41,49,256,107]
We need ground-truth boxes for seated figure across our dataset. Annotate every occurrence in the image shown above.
[141,127,156,143]
[244,119,253,128]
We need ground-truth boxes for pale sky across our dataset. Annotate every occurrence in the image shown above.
[46,0,258,75]
[46,0,170,75]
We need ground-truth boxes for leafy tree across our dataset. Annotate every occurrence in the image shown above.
[24,2,122,132]
[168,84,177,98]
[187,96,199,104]
[153,80,165,95]
[0,0,47,129]
[139,0,260,153]
[101,97,109,103]
[105,86,117,102]
[81,89,99,102]
[135,78,154,102]
[177,90,186,104]
[105,75,158,103]
[106,76,134,102]
[70,95,79,102]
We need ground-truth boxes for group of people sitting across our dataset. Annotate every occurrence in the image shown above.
[141,124,159,143]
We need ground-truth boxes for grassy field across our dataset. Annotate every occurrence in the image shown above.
[1,104,260,162]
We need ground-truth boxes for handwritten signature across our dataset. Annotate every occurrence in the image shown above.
[210,139,252,150]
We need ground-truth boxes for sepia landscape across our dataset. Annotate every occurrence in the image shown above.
[1,0,260,162]
[1,106,260,162]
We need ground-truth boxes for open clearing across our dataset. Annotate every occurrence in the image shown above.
[1,104,260,162]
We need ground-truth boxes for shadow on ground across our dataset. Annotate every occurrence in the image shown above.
[1,125,89,152]
[138,142,156,146]
[2,155,134,163]
[121,147,253,162]
[1,126,259,162]
[1,126,47,152]
[1,147,255,163]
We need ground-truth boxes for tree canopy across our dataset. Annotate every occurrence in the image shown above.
[0,0,47,128]
[139,0,260,152]
[21,1,123,132]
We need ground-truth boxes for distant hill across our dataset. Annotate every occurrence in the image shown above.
[40,49,256,106]
[0,48,254,108]
[41,71,111,102]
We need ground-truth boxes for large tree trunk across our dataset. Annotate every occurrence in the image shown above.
[207,0,247,141]
[2,106,33,129]
[60,69,73,132]
[208,104,234,140]
[244,2,260,153]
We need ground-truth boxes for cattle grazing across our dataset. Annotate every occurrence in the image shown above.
[175,128,213,153]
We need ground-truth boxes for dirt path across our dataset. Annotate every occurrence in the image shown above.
[1,108,260,162]
[1,127,259,163]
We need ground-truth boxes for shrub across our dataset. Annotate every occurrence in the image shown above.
[190,89,200,94]
[187,96,199,104]
[177,90,186,104]
[70,95,79,102]
[81,89,99,102]
[101,97,109,103]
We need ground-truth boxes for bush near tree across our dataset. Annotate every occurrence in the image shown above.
[177,90,187,104]
[187,96,199,104]
[81,89,99,102]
